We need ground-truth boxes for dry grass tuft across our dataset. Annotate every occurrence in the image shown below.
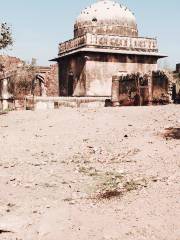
[96,189,123,200]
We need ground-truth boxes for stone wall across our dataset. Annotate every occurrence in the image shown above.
[111,71,171,106]
[0,55,59,110]
[0,55,22,96]
[152,71,169,104]
[176,64,180,73]
[0,55,58,98]
[58,54,86,96]
[39,64,59,96]
[0,55,22,71]
[85,53,158,96]
[172,70,180,103]
[59,33,158,55]
[58,52,158,97]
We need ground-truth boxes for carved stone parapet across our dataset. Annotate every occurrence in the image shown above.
[59,33,158,55]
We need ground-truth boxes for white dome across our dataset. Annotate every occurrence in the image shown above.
[74,0,138,38]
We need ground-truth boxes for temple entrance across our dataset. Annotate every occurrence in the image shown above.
[68,74,74,96]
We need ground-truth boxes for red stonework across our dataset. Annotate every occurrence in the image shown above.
[0,55,58,97]
[0,55,22,74]
[39,64,58,96]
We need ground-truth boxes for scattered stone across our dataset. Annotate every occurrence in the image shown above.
[10,178,16,182]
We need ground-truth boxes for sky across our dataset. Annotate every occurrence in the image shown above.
[0,0,179,69]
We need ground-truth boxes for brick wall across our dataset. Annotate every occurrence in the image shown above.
[39,64,58,96]
[0,55,59,97]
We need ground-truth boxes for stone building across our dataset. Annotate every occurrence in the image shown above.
[52,0,166,98]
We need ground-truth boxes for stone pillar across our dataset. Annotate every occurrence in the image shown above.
[111,71,127,107]
[168,79,173,104]
[148,73,153,105]
[111,75,120,107]
[2,78,9,110]
[40,81,47,97]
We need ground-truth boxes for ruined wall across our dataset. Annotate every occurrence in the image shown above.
[0,55,23,101]
[0,56,59,98]
[172,71,180,103]
[116,74,150,106]
[152,71,169,104]
[0,56,59,111]
[85,53,158,96]
[0,55,22,95]
[0,55,22,71]
[176,64,180,73]
[46,64,58,96]
[58,54,86,96]
[39,65,59,96]
[112,71,171,107]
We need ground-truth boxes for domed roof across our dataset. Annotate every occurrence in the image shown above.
[74,0,138,38]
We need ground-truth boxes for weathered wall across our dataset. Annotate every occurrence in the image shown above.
[0,56,22,95]
[0,55,23,101]
[152,72,169,102]
[176,64,180,73]
[39,65,59,96]
[58,54,86,96]
[0,55,22,71]
[58,52,158,97]
[117,74,150,106]
[0,56,58,98]
[74,24,138,39]
[0,56,59,111]
[85,53,158,96]
[112,71,170,106]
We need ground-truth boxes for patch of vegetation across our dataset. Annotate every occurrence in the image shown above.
[78,166,100,177]
[123,179,141,192]
[78,166,149,201]
[96,177,148,200]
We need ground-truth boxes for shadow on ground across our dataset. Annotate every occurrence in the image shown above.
[164,128,180,139]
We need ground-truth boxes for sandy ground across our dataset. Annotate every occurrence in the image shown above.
[0,105,180,240]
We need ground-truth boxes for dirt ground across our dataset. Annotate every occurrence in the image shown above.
[0,105,180,240]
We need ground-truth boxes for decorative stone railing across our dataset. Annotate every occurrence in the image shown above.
[59,35,87,55]
[59,33,158,55]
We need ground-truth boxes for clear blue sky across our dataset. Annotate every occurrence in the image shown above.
[0,0,179,69]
